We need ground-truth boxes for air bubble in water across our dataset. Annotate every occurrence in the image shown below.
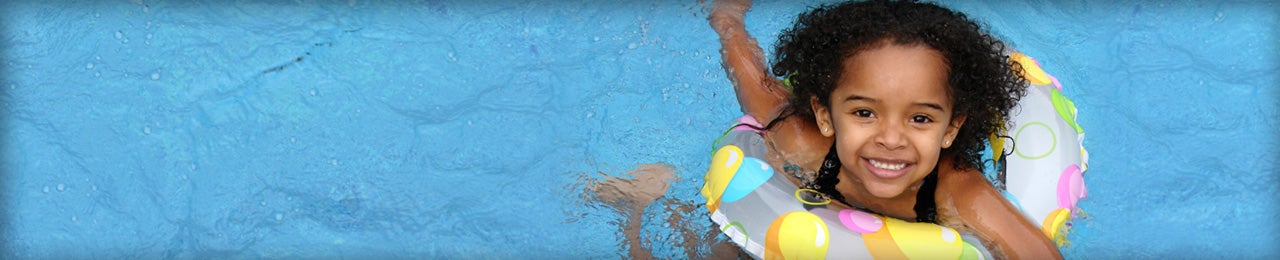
[151,72,160,80]
[86,63,94,70]
[57,184,65,191]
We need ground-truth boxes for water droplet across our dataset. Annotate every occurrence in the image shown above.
[57,184,65,191]
[143,126,151,135]
[85,63,94,70]
[43,186,49,193]
[71,216,77,222]
[94,72,100,77]
[151,72,160,80]
[275,213,283,221]
[310,89,317,96]
[290,137,296,144]
[114,31,123,40]
[330,159,338,166]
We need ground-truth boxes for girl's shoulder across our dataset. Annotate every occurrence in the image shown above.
[934,157,996,195]
[932,157,1007,225]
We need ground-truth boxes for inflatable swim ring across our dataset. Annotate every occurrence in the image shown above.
[701,52,1088,259]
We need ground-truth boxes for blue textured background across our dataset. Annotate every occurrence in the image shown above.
[2,0,1277,258]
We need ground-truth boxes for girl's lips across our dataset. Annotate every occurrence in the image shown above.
[864,158,912,179]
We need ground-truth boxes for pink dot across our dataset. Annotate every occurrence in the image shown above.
[1057,164,1084,209]
[839,209,882,234]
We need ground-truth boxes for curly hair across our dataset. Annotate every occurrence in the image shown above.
[768,0,1026,172]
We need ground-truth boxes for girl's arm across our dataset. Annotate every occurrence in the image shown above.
[709,0,831,174]
[709,0,789,124]
[938,158,1064,260]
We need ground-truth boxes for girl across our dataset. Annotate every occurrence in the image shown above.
[708,0,1062,258]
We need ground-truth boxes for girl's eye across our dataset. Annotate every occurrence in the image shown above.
[911,115,933,123]
[853,109,874,118]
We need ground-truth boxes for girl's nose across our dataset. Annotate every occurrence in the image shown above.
[875,122,907,150]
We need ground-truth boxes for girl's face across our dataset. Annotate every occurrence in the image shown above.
[813,43,965,199]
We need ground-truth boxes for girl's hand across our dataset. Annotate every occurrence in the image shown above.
[709,0,751,37]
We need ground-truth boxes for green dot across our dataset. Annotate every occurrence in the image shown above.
[1015,122,1057,160]
[1050,88,1083,134]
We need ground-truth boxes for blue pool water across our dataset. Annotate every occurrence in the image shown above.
[2,0,1276,258]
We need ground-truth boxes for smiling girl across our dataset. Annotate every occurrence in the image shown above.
[709,0,1061,258]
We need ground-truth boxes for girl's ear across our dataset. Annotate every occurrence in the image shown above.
[942,114,967,148]
[810,95,834,137]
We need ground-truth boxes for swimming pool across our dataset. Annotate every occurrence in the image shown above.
[3,0,1276,258]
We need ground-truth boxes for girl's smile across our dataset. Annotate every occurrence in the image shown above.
[865,157,912,179]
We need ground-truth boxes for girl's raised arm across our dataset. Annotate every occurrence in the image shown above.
[709,0,788,124]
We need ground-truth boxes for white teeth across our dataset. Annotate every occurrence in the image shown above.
[870,159,906,171]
